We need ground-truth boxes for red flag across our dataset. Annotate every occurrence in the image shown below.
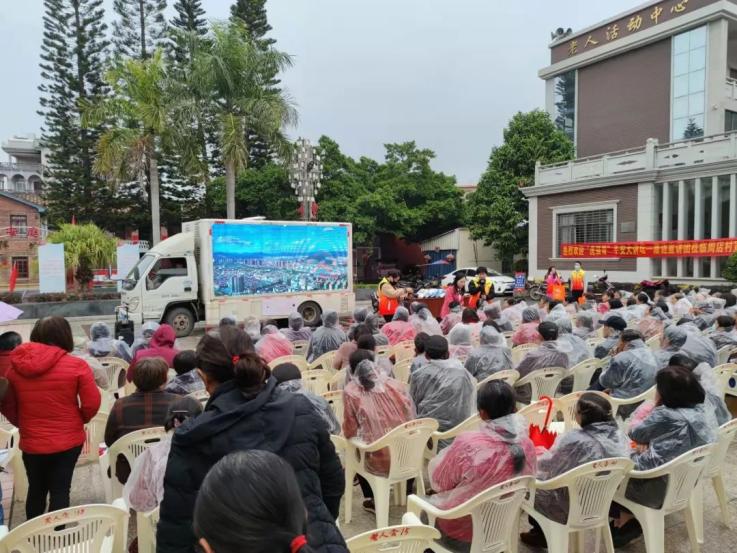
[71,215,77,225]
[8,263,18,293]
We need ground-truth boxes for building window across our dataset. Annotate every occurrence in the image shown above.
[726,110,737,132]
[11,257,29,279]
[554,70,576,143]
[9,215,27,236]
[557,209,614,254]
[672,26,706,141]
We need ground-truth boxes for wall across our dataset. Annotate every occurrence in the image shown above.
[0,196,42,289]
[536,183,639,272]
[456,229,503,273]
[576,38,671,157]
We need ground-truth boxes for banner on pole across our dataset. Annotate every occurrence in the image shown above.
[38,243,66,293]
[561,238,737,259]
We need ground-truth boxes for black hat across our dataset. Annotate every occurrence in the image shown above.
[602,316,627,332]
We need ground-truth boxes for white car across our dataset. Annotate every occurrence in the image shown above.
[440,267,515,295]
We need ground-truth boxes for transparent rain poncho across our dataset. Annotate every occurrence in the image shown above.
[599,339,657,400]
[281,312,313,342]
[555,319,592,367]
[342,360,416,475]
[512,308,542,346]
[464,326,513,381]
[347,307,369,341]
[365,313,390,346]
[255,325,294,364]
[87,322,131,359]
[684,330,719,367]
[501,302,526,326]
[428,414,536,543]
[124,434,173,512]
[129,321,160,361]
[535,420,630,524]
[670,296,693,318]
[278,379,341,435]
[410,307,443,336]
[448,324,474,360]
[546,303,570,324]
[573,312,596,339]
[483,305,513,332]
[637,315,665,340]
[242,316,262,343]
[710,328,737,350]
[409,357,477,437]
[307,311,347,361]
[381,307,417,345]
[440,308,462,336]
[594,331,621,360]
[515,341,569,403]
[693,301,718,330]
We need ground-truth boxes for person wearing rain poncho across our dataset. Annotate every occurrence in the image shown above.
[598,330,657,418]
[342,353,415,512]
[594,316,626,359]
[410,333,430,375]
[429,381,536,546]
[464,324,512,381]
[573,311,596,338]
[611,366,717,547]
[365,313,390,347]
[520,393,630,549]
[440,302,462,335]
[448,323,474,362]
[409,303,443,336]
[637,302,668,339]
[515,322,569,404]
[242,316,262,344]
[307,311,347,362]
[87,322,131,360]
[280,312,313,343]
[483,304,513,332]
[129,321,160,361]
[380,306,417,346]
[501,298,526,327]
[692,300,721,331]
[667,322,718,367]
[347,307,369,341]
[255,325,294,364]
[512,308,543,346]
[554,318,592,367]
[273,362,341,435]
[332,324,371,371]
[410,336,476,444]
[709,315,737,350]
[545,301,569,325]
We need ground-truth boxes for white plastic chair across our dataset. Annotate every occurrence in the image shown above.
[514,367,567,403]
[475,369,519,390]
[346,521,440,553]
[268,355,309,371]
[77,409,110,467]
[393,358,412,385]
[98,357,129,395]
[556,391,613,432]
[376,345,392,360]
[587,337,605,351]
[329,368,347,391]
[424,413,481,460]
[566,358,603,392]
[614,445,714,553]
[322,390,344,428]
[717,345,737,365]
[518,398,558,430]
[136,506,160,553]
[0,427,19,472]
[302,368,330,396]
[524,458,634,553]
[0,500,129,553]
[512,343,539,366]
[100,426,167,503]
[608,386,656,420]
[0,413,14,432]
[405,475,535,553]
[292,340,309,358]
[393,340,416,363]
[714,363,737,395]
[343,418,439,528]
[645,334,662,351]
[309,351,337,372]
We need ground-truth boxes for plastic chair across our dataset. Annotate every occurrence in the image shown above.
[268,355,309,371]
[717,346,737,366]
[346,521,440,553]
[292,340,309,358]
[587,337,605,351]
[77,409,110,467]
[518,398,558,430]
[512,343,539,366]
[424,413,481,460]
[566,358,603,392]
[393,358,412,385]
[393,340,416,363]
[100,426,167,503]
[0,500,129,553]
[329,368,347,391]
[98,357,128,395]
[309,351,337,372]
[302,368,330,396]
[514,367,567,403]
[714,363,737,395]
[503,331,514,348]
[405,475,535,553]
[376,345,392,360]
[343,418,439,528]
[614,445,714,553]
[322,390,344,428]
[0,427,20,472]
[136,506,160,553]
[556,391,613,432]
[645,334,662,351]
[0,413,14,432]
[523,458,634,553]
[475,369,519,390]
[608,386,656,420]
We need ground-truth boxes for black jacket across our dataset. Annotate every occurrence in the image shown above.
[156,377,346,553]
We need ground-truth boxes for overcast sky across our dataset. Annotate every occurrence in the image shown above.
[1,0,637,183]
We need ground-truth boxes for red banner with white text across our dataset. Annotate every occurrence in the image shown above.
[561,238,737,258]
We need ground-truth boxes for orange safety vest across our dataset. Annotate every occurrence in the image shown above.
[467,276,492,309]
[377,277,399,316]
[570,269,586,291]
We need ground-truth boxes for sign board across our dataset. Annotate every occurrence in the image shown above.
[514,272,527,292]
[561,238,737,258]
[38,243,66,294]
[116,244,140,291]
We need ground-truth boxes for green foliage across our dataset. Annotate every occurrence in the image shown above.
[723,252,737,283]
[112,0,167,60]
[467,110,574,267]
[47,223,117,290]
[316,136,465,246]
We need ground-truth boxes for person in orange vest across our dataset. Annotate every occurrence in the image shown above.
[377,269,412,322]
[467,267,493,309]
[569,261,587,303]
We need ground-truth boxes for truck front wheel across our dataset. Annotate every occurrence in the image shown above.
[298,301,322,327]
[165,307,195,337]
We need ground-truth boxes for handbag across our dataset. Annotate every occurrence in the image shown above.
[551,283,566,302]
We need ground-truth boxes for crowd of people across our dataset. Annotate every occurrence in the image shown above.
[0,276,734,552]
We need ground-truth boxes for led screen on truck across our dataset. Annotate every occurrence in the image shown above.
[212,223,350,297]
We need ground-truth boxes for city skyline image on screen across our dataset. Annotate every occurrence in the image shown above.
[211,223,350,297]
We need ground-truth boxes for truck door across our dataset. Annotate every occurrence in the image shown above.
[142,256,194,321]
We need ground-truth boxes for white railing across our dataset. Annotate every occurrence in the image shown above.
[725,77,737,101]
[0,162,43,175]
[536,132,737,186]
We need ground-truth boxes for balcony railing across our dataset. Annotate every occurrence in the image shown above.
[0,162,43,175]
[726,77,737,101]
[535,132,737,186]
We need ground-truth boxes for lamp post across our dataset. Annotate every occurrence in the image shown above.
[289,138,323,222]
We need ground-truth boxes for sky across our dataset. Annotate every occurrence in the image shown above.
[0,0,639,183]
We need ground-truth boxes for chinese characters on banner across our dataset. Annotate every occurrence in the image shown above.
[567,0,690,57]
[1,227,42,239]
[560,238,737,258]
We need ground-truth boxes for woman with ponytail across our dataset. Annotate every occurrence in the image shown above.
[428,380,536,547]
[157,330,346,553]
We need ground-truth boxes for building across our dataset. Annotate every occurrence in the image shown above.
[420,228,502,279]
[525,0,737,284]
[0,191,47,291]
[0,135,46,206]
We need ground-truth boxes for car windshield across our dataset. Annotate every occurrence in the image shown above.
[487,270,502,277]
[122,254,155,291]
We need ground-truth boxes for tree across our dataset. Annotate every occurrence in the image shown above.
[467,110,574,270]
[192,21,297,219]
[39,0,116,230]
[47,223,117,290]
[683,118,704,139]
[723,252,737,283]
[112,0,167,60]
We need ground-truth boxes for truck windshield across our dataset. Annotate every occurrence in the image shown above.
[122,254,155,291]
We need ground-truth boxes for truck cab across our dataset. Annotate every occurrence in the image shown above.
[119,232,200,336]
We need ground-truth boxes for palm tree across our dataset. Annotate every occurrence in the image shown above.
[193,21,297,218]
[47,223,117,291]
[83,50,171,244]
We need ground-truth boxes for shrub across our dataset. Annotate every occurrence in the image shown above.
[723,252,737,283]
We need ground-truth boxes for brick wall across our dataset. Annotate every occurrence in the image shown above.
[0,196,43,289]
[536,184,639,272]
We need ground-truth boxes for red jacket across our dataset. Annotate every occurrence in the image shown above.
[2,342,101,454]
[0,351,11,378]
[127,324,179,382]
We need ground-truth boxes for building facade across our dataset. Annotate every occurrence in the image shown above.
[0,192,47,291]
[0,135,46,206]
[526,0,737,284]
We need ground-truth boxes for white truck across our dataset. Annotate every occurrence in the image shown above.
[118,219,355,336]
